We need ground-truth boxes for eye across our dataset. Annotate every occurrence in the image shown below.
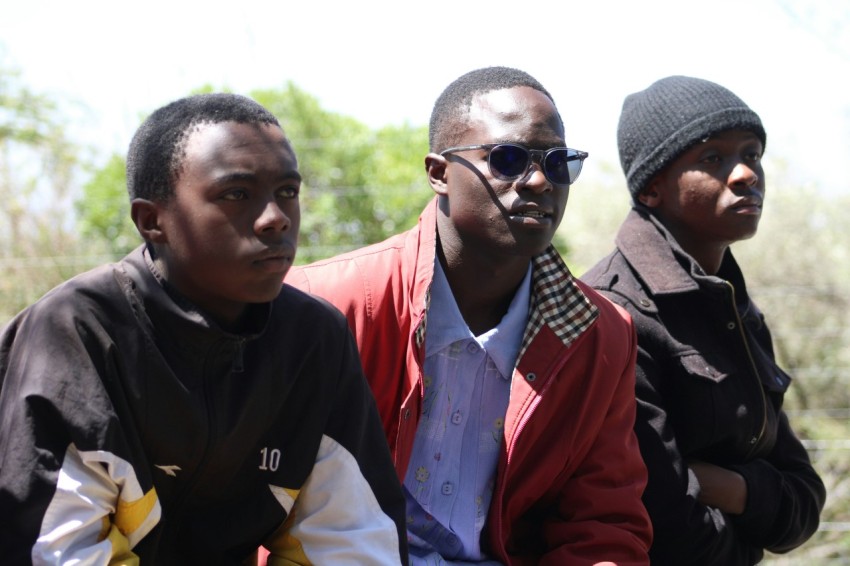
[221,189,248,201]
[699,152,722,164]
[744,150,762,163]
[277,184,300,199]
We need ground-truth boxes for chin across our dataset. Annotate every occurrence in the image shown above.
[739,224,761,242]
[250,284,286,304]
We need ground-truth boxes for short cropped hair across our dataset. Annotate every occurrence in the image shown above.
[126,93,281,202]
[428,66,560,153]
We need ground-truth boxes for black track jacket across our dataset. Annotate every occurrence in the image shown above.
[0,245,407,565]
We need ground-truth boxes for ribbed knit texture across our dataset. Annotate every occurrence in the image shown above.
[617,75,766,199]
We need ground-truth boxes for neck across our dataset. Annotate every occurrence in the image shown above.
[437,245,530,336]
[675,237,728,275]
[653,217,729,276]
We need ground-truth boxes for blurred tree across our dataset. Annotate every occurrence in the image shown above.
[252,83,430,262]
[0,63,78,252]
[76,153,139,255]
[76,82,432,263]
[4,68,849,559]
[0,59,87,321]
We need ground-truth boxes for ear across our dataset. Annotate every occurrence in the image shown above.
[637,179,662,208]
[131,199,167,243]
[425,153,449,196]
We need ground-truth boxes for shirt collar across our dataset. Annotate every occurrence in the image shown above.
[426,257,531,378]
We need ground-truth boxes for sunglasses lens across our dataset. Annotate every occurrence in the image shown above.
[544,149,584,185]
[544,150,574,185]
[488,145,530,179]
[485,144,585,185]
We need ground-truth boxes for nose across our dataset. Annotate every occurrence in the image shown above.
[518,160,553,193]
[255,198,290,234]
[729,161,760,190]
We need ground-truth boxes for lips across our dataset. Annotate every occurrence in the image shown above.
[733,197,762,208]
[731,196,763,214]
[514,210,550,219]
[509,204,553,220]
[256,249,290,262]
[253,245,295,271]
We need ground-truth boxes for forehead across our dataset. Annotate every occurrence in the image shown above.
[184,121,289,153]
[179,121,296,172]
[464,86,564,145]
[674,128,764,161]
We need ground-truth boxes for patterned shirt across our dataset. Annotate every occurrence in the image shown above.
[404,258,530,564]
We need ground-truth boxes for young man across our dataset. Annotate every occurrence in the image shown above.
[0,93,407,565]
[582,76,826,564]
[286,67,652,564]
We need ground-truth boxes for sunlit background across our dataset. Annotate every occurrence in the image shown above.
[2,0,848,195]
[2,1,849,562]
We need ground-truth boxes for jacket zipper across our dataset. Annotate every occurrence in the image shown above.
[162,338,228,527]
[724,280,768,458]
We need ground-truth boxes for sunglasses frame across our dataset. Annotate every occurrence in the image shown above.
[439,142,589,186]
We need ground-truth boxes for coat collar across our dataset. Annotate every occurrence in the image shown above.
[124,244,270,347]
[615,206,747,297]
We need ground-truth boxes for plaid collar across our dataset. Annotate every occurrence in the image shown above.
[414,245,599,357]
[518,245,599,360]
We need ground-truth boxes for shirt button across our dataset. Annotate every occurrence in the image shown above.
[403,409,410,420]
[441,482,453,495]
[526,372,537,382]
[727,321,736,330]
[750,436,758,445]
[466,342,479,353]
[451,410,463,425]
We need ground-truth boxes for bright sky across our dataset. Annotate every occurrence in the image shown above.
[2,0,848,195]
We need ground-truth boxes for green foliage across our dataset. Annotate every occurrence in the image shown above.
[252,83,430,262]
[76,153,140,256]
[0,65,61,145]
[73,82,432,265]
[0,59,90,322]
[0,64,79,250]
[735,175,850,564]
[4,68,848,559]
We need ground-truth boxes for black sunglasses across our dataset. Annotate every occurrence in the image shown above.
[440,143,588,186]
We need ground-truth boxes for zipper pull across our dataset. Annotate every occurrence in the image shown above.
[232,339,246,373]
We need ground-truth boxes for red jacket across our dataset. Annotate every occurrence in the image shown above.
[287,198,652,565]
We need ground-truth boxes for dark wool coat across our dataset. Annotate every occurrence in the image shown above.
[583,207,825,566]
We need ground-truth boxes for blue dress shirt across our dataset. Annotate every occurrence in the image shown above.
[404,258,531,564]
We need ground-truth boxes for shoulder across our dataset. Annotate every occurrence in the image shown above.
[581,248,632,291]
[287,233,409,294]
[1,264,128,397]
[580,251,640,305]
[276,284,349,331]
[5,262,123,335]
[580,249,648,314]
[574,278,627,320]
[569,278,637,350]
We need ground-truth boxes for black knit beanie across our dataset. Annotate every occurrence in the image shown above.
[617,75,766,201]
